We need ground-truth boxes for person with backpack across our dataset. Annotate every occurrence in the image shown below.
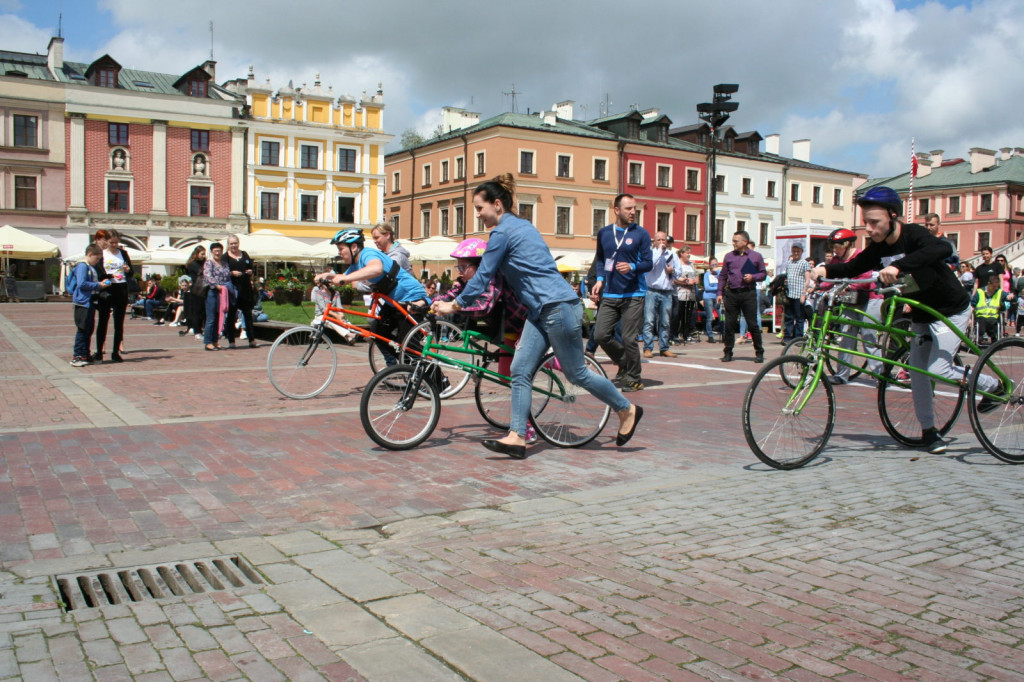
[69,244,112,367]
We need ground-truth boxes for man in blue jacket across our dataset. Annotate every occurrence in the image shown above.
[590,194,653,392]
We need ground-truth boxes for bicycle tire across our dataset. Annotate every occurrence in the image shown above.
[474,361,512,429]
[360,363,440,450]
[823,322,868,381]
[743,355,835,470]
[267,326,337,399]
[398,319,475,399]
[530,351,611,448]
[877,347,964,446]
[967,337,1024,464]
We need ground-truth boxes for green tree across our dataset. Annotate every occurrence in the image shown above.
[400,128,426,149]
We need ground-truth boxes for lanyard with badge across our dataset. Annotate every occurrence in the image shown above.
[605,225,629,276]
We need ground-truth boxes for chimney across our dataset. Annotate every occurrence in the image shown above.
[916,155,932,178]
[765,134,780,155]
[792,139,811,162]
[639,107,659,120]
[46,36,63,75]
[1000,147,1013,161]
[553,100,575,120]
[441,106,480,132]
[929,149,943,167]
[202,59,216,81]
[542,110,557,126]
[970,147,997,174]
[1015,148,1024,158]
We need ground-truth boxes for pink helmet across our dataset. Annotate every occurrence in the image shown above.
[451,238,488,259]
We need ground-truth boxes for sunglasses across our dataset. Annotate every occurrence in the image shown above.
[456,264,474,273]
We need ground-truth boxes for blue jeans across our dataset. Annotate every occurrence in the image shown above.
[703,298,718,339]
[203,289,221,345]
[509,301,629,436]
[784,297,805,339]
[73,305,95,358]
[144,298,163,318]
[642,289,673,352]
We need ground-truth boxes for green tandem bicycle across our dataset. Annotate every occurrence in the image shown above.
[742,277,1024,468]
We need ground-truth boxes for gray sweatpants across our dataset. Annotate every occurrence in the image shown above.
[909,306,998,430]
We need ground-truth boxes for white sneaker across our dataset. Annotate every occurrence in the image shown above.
[195,333,203,340]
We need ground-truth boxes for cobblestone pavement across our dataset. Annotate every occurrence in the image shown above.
[1,302,1021,680]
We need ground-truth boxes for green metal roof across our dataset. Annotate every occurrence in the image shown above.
[861,155,1024,193]
[0,50,54,81]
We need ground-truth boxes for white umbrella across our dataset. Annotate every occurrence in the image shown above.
[0,224,59,259]
[406,235,460,261]
[145,245,190,266]
[239,230,318,260]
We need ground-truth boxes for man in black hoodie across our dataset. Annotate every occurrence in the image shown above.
[810,186,1002,455]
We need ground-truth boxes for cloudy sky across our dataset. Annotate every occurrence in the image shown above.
[3,0,1021,178]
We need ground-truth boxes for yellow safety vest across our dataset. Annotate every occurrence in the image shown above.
[976,289,1003,319]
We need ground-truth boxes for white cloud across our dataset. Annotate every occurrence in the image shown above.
[6,0,1024,178]
[0,14,52,53]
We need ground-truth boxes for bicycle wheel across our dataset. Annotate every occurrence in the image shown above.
[530,352,611,448]
[877,348,964,446]
[968,337,1024,463]
[267,326,337,399]
[368,338,400,374]
[743,355,835,469]
[475,362,512,429]
[360,363,440,450]
[399,320,475,399]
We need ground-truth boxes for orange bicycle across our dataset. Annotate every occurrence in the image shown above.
[266,290,473,399]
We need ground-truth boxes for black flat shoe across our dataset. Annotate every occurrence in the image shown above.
[616,405,644,447]
[110,354,123,363]
[482,439,527,459]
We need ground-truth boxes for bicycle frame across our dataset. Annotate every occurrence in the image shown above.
[800,282,1012,403]
[318,291,421,349]
[416,319,571,403]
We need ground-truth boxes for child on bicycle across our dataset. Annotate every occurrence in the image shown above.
[432,238,535,441]
[809,186,1002,454]
[971,275,1008,346]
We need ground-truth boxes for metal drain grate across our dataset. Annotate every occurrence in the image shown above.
[54,555,263,611]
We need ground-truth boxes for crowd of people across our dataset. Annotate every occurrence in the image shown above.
[67,231,271,366]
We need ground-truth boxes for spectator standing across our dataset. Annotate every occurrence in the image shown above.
[590,194,653,392]
[202,243,232,351]
[958,262,975,293]
[641,230,679,358]
[182,246,207,338]
[782,242,811,342]
[972,247,1002,295]
[674,246,699,344]
[224,235,258,349]
[702,258,720,342]
[718,231,766,363]
[93,229,133,363]
[371,222,413,275]
[923,213,960,269]
[69,245,111,366]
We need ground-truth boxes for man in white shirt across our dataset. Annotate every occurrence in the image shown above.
[642,231,680,358]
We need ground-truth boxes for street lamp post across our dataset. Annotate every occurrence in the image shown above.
[697,84,739,261]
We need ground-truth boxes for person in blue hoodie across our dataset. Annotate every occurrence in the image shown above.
[589,194,653,392]
[69,244,112,367]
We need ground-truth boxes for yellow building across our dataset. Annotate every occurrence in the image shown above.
[223,69,392,239]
